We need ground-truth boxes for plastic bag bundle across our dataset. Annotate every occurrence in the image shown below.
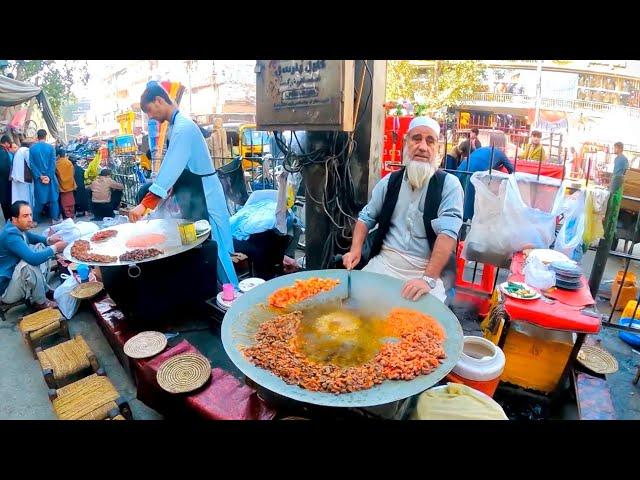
[553,190,586,261]
[462,171,558,267]
[54,274,80,319]
[44,219,99,243]
[524,256,556,290]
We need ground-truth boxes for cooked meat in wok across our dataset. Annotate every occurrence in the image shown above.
[119,248,164,262]
[242,307,446,394]
[268,278,340,308]
[71,239,118,263]
[91,230,118,242]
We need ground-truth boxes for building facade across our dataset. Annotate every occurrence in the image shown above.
[448,60,640,163]
[77,60,257,137]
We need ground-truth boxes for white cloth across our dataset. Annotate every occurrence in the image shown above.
[11,146,34,204]
[362,246,447,303]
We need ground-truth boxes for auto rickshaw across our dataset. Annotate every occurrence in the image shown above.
[224,123,272,170]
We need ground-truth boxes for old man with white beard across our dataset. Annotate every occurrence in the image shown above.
[342,116,463,304]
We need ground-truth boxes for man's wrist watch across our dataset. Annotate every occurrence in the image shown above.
[422,275,437,289]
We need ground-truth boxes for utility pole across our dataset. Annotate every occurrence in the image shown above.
[533,60,543,129]
[304,60,387,269]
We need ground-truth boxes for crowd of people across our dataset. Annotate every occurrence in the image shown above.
[0,129,125,227]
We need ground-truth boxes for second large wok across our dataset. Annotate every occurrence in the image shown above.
[62,218,208,267]
[221,269,463,408]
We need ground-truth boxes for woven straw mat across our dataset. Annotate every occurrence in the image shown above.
[124,331,167,359]
[37,336,92,380]
[19,308,61,333]
[71,282,104,299]
[156,353,211,394]
[577,345,619,375]
[53,374,120,420]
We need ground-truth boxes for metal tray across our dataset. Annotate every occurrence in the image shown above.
[62,218,208,267]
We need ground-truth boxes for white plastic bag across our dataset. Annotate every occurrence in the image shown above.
[463,171,558,266]
[462,171,513,267]
[44,219,99,242]
[554,190,586,261]
[503,176,557,252]
[524,256,556,290]
[54,274,80,319]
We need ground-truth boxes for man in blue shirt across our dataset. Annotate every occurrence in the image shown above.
[612,141,629,177]
[28,129,60,224]
[128,82,238,287]
[456,146,515,221]
[0,201,67,309]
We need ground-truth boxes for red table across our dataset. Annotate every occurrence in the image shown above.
[504,252,600,334]
[512,160,564,180]
[494,252,602,398]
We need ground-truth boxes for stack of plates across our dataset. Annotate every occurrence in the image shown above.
[216,290,243,311]
[550,261,583,290]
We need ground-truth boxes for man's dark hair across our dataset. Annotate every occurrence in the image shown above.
[10,200,30,219]
[140,81,172,109]
[100,168,111,177]
[0,135,10,144]
[471,128,479,135]
[614,141,624,150]
[531,130,542,138]
[56,147,66,157]
[458,140,470,157]
[37,129,47,140]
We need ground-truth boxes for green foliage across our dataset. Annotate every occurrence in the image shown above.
[386,60,486,115]
[8,60,89,117]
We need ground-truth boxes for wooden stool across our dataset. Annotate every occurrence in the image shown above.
[0,299,30,322]
[18,308,69,359]
[48,373,132,420]
[36,336,101,389]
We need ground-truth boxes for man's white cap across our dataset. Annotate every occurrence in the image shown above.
[408,116,440,137]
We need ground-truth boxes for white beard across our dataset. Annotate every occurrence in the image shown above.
[403,149,436,189]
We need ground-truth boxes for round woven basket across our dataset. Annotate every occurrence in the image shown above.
[70,282,104,300]
[577,345,619,374]
[124,331,168,359]
[156,353,211,394]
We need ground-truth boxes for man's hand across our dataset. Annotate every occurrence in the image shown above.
[40,175,50,185]
[342,250,361,270]
[401,278,431,301]
[52,240,68,253]
[128,204,147,223]
[47,234,62,245]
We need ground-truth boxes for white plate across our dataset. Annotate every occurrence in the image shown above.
[526,249,573,265]
[239,277,266,293]
[196,226,211,237]
[500,281,541,300]
[195,219,210,232]
[216,290,242,310]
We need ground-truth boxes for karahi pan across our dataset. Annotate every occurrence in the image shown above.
[221,269,463,408]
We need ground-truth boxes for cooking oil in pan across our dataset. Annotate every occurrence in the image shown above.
[295,305,388,367]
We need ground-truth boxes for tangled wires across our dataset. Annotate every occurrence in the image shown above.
[273,62,373,268]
